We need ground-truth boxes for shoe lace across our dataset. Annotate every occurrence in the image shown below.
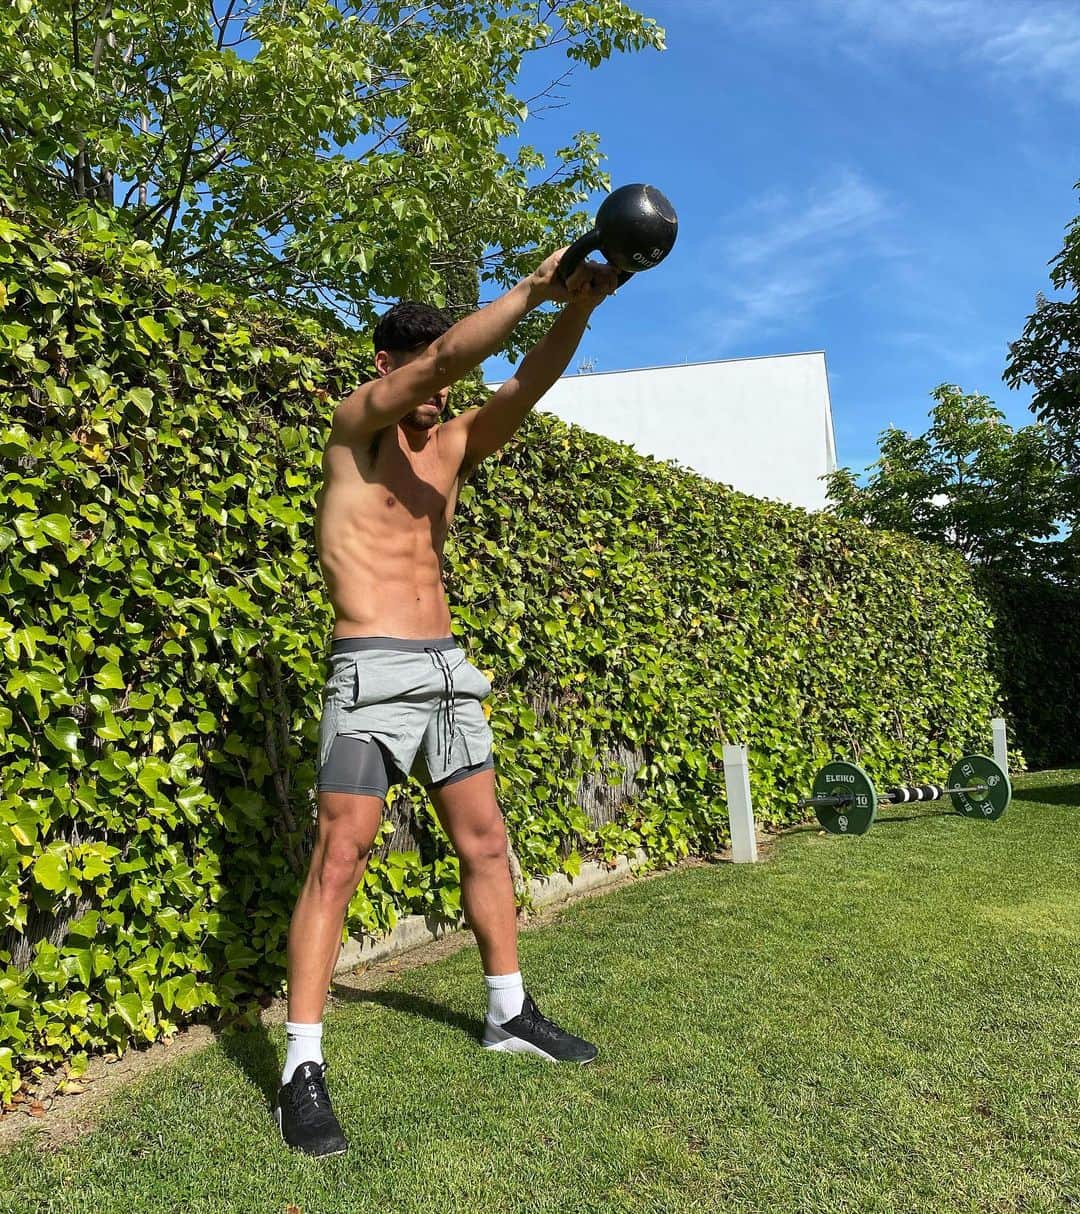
[521,998,570,1042]
[292,1066,335,1127]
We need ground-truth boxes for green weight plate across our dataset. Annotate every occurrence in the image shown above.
[812,761,878,835]
[948,753,1010,820]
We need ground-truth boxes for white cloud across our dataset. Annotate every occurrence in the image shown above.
[699,170,895,347]
[728,170,888,266]
[695,0,1080,101]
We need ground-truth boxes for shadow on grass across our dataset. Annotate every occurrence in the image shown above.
[216,1021,282,1110]
[214,989,483,1110]
[327,986,482,1041]
[873,810,955,826]
[784,809,957,836]
[1013,782,1080,807]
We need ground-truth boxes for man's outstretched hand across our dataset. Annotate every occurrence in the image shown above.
[530,247,620,308]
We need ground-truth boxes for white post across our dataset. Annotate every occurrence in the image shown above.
[991,717,1009,774]
[723,744,758,863]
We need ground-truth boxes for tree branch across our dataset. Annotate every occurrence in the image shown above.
[70,0,90,198]
[214,0,241,52]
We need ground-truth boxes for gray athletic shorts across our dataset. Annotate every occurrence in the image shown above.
[317,636,496,800]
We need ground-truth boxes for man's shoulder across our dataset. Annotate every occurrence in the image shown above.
[322,420,384,473]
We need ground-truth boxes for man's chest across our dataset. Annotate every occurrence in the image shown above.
[359,430,463,529]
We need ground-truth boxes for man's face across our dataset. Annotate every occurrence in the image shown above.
[377,346,450,432]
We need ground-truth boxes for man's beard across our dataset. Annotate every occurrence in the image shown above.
[406,405,441,429]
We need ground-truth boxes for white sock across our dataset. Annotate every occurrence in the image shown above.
[485,971,525,1024]
[282,1021,324,1086]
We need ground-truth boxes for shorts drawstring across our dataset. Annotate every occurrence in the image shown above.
[425,647,456,759]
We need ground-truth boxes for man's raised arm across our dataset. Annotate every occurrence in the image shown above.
[333,248,585,440]
[457,260,620,471]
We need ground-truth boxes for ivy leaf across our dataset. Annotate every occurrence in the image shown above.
[112,993,144,1029]
[125,388,154,416]
[94,663,125,690]
[137,316,166,343]
[33,851,69,892]
[43,716,80,755]
[68,948,93,987]
[38,514,72,544]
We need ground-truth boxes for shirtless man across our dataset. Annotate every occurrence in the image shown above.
[275,247,620,1156]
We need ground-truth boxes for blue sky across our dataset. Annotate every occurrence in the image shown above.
[482,0,1080,475]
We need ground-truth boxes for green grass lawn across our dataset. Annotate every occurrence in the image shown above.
[3,769,1079,1214]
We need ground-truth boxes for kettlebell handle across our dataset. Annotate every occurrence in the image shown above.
[557,233,636,289]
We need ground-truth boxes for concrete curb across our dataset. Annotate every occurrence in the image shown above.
[334,847,652,974]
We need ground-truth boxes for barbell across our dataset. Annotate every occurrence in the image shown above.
[797,753,1012,835]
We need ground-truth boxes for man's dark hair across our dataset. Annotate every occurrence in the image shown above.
[373,301,452,358]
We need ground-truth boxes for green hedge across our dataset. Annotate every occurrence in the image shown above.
[1,202,1009,1104]
[976,573,1080,769]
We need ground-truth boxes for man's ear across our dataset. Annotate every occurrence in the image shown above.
[374,350,393,377]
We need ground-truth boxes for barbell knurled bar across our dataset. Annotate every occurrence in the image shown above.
[800,782,991,809]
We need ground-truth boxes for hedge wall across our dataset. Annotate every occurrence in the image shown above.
[976,573,1080,769]
[1,202,1012,1104]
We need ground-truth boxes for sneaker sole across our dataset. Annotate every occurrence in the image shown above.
[274,1104,348,1158]
[481,1037,597,1065]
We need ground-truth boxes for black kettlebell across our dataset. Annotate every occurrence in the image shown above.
[557,183,678,288]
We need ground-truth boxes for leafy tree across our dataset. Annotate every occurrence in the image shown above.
[0,0,664,340]
[1005,180,1080,469]
[825,384,1072,582]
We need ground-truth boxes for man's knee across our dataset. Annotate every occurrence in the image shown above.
[310,792,384,897]
[311,837,367,891]
[458,817,509,866]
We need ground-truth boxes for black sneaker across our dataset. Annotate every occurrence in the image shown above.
[482,991,598,1064]
[274,1061,348,1157]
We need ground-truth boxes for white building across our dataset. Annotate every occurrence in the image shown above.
[497,351,838,511]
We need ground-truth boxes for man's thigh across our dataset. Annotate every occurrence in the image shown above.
[314,788,385,857]
[426,763,505,856]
